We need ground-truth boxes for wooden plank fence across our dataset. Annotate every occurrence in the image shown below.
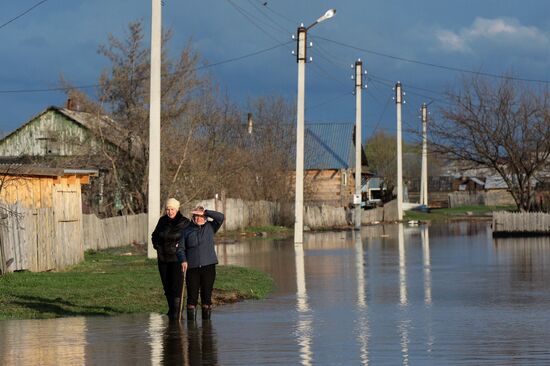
[448,192,485,208]
[82,213,147,251]
[493,211,550,237]
[0,203,61,273]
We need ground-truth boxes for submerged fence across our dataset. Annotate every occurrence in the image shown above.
[492,211,550,237]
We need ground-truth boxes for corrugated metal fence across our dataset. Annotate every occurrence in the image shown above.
[493,211,550,236]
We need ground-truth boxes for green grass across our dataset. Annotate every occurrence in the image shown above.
[405,205,516,221]
[0,246,274,320]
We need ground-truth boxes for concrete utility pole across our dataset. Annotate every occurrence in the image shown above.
[294,9,336,244]
[147,0,162,259]
[395,82,404,221]
[294,25,307,245]
[420,103,429,207]
[354,60,363,230]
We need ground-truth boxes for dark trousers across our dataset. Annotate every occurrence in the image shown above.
[158,261,183,298]
[186,264,216,307]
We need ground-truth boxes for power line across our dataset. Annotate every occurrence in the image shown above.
[255,1,297,26]
[225,0,287,44]
[0,42,291,94]
[198,41,291,69]
[245,0,291,35]
[0,0,48,30]
[314,35,550,85]
[305,91,350,112]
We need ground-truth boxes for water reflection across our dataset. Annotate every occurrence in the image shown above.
[354,231,369,365]
[420,225,435,355]
[397,223,410,366]
[421,225,432,305]
[187,321,218,366]
[494,236,550,281]
[149,313,164,365]
[5,223,550,364]
[0,317,86,365]
[294,243,313,366]
[153,316,220,366]
[398,224,407,307]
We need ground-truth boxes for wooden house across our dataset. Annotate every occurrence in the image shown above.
[0,164,97,273]
[0,105,142,158]
[0,105,143,215]
[290,123,369,207]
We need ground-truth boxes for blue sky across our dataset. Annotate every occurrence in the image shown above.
[2,0,550,142]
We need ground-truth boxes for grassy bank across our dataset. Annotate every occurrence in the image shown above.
[405,205,516,221]
[0,246,274,321]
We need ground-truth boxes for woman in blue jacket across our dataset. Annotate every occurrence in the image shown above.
[177,206,224,320]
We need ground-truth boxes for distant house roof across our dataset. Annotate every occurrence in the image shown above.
[470,177,485,186]
[484,175,509,190]
[302,122,366,170]
[2,106,143,157]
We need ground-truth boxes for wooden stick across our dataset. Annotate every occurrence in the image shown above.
[178,270,186,321]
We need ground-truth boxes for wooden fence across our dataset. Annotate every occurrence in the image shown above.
[448,192,486,208]
[0,203,82,274]
[493,211,550,237]
[82,213,147,251]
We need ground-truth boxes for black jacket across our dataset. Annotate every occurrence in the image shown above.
[177,210,224,269]
[152,212,190,262]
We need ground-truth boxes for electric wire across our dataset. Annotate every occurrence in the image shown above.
[313,35,550,85]
[305,91,350,112]
[225,0,287,44]
[0,0,48,30]
[0,42,291,94]
[245,0,292,35]
[254,1,297,26]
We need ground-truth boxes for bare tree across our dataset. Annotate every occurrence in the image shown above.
[431,76,550,211]
[364,131,421,201]
[60,21,296,213]
[243,96,295,202]
[62,20,205,214]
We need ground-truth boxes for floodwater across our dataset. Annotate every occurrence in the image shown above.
[3,221,550,365]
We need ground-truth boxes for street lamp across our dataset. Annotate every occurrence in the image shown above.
[294,8,336,244]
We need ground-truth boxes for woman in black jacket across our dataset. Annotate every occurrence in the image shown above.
[177,206,224,321]
[152,198,190,319]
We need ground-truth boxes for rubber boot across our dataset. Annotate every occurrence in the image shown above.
[187,307,197,322]
[166,296,173,316]
[170,297,181,320]
[201,305,212,320]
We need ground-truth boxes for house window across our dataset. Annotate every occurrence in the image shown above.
[36,137,59,155]
[342,171,348,186]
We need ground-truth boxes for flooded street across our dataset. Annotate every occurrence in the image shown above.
[3,221,550,365]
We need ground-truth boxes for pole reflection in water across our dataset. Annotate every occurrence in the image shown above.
[421,225,432,305]
[354,231,369,365]
[420,225,435,354]
[398,224,407,306]
[398,223,410,366]
[294,243,313,366]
